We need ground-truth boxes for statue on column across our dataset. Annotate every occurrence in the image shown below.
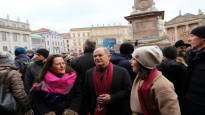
[134,0,155,11]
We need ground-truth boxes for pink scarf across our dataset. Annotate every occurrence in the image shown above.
[33,71,77,94]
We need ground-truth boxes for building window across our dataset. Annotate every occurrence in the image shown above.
[22,25,26,29]
[0,21,5,25]
[23,34,27,42]
[13,33,18,42]
[0,31,7,41]
[3,46,8,51]
[13,23,17,27]
[181,26,186,32]
[72,33,75,38]
[73,42,76,46]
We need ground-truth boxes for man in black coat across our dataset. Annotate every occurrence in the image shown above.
[183,25,205,115]
[157,46,187,108]
[83,47,132,115]
[24,48,49,92]
[71,39,96,85]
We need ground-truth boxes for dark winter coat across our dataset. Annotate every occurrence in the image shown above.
[185,48,205,105]
[83,65,132,115]
[30,75,82,115]
[111,53,136,82]
[71,52,95,85]
[0,64,30,115]
[14,54,30,69]
[110,52,125,65]
[157,60,187,102]
[24,61,44,92]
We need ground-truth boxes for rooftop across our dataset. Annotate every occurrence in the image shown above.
[32,28,52,33]
[31,34,43,39]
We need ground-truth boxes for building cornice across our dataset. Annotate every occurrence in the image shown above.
[0,25,31,32]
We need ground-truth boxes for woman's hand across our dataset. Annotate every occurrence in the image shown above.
[63,109,78,115]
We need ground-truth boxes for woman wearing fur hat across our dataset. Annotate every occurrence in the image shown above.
[30,54,82,115]
[0,51,31,115]
[130,46,180,115]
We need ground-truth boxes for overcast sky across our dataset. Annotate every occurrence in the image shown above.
[0,0,204,33]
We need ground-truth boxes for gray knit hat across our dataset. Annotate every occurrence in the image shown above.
[132,46,163,69]
[0,51,14,65]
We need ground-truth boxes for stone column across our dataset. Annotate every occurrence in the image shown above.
[174,26,178,42]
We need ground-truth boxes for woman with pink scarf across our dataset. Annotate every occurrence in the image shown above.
[30,54,82,115]
[130,46,181,115]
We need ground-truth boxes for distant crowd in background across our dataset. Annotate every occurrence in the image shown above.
[0,25,205,115]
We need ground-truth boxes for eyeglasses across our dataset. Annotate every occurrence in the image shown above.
[53,62,66,67]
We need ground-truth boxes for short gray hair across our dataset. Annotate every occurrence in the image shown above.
[94,47,110,54]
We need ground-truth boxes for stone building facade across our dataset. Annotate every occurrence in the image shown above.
[165,10,205,43]
[59,33,71,53]
[69,25,132,52]
[31,34,45,51]
[32,28,64,54]
[0,16,31,53]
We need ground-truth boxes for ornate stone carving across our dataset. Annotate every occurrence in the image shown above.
[134,0,154,11]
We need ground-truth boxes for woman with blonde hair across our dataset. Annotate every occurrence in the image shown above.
[130,46,180,115]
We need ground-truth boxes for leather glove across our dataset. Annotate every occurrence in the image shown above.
[44,112,56,115]
[63,109,78,115]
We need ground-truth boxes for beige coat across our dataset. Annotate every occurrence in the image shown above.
[130,71,181,115]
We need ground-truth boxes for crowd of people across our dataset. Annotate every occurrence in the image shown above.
[0,25,205,115]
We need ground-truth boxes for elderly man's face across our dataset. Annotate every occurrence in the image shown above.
[93,48,111,68]
[189,35,205,50]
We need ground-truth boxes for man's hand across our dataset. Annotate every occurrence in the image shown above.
[97,94,111,104]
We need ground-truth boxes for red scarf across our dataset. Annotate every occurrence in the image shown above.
[93,62,113,115]
[138,67,158,115]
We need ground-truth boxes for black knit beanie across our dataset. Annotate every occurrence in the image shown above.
[36,48,49,58]
[162,46,177,59]
[120,43,134,54]
[191,25,205,39]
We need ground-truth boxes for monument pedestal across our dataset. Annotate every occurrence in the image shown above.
[125,11,170,46]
